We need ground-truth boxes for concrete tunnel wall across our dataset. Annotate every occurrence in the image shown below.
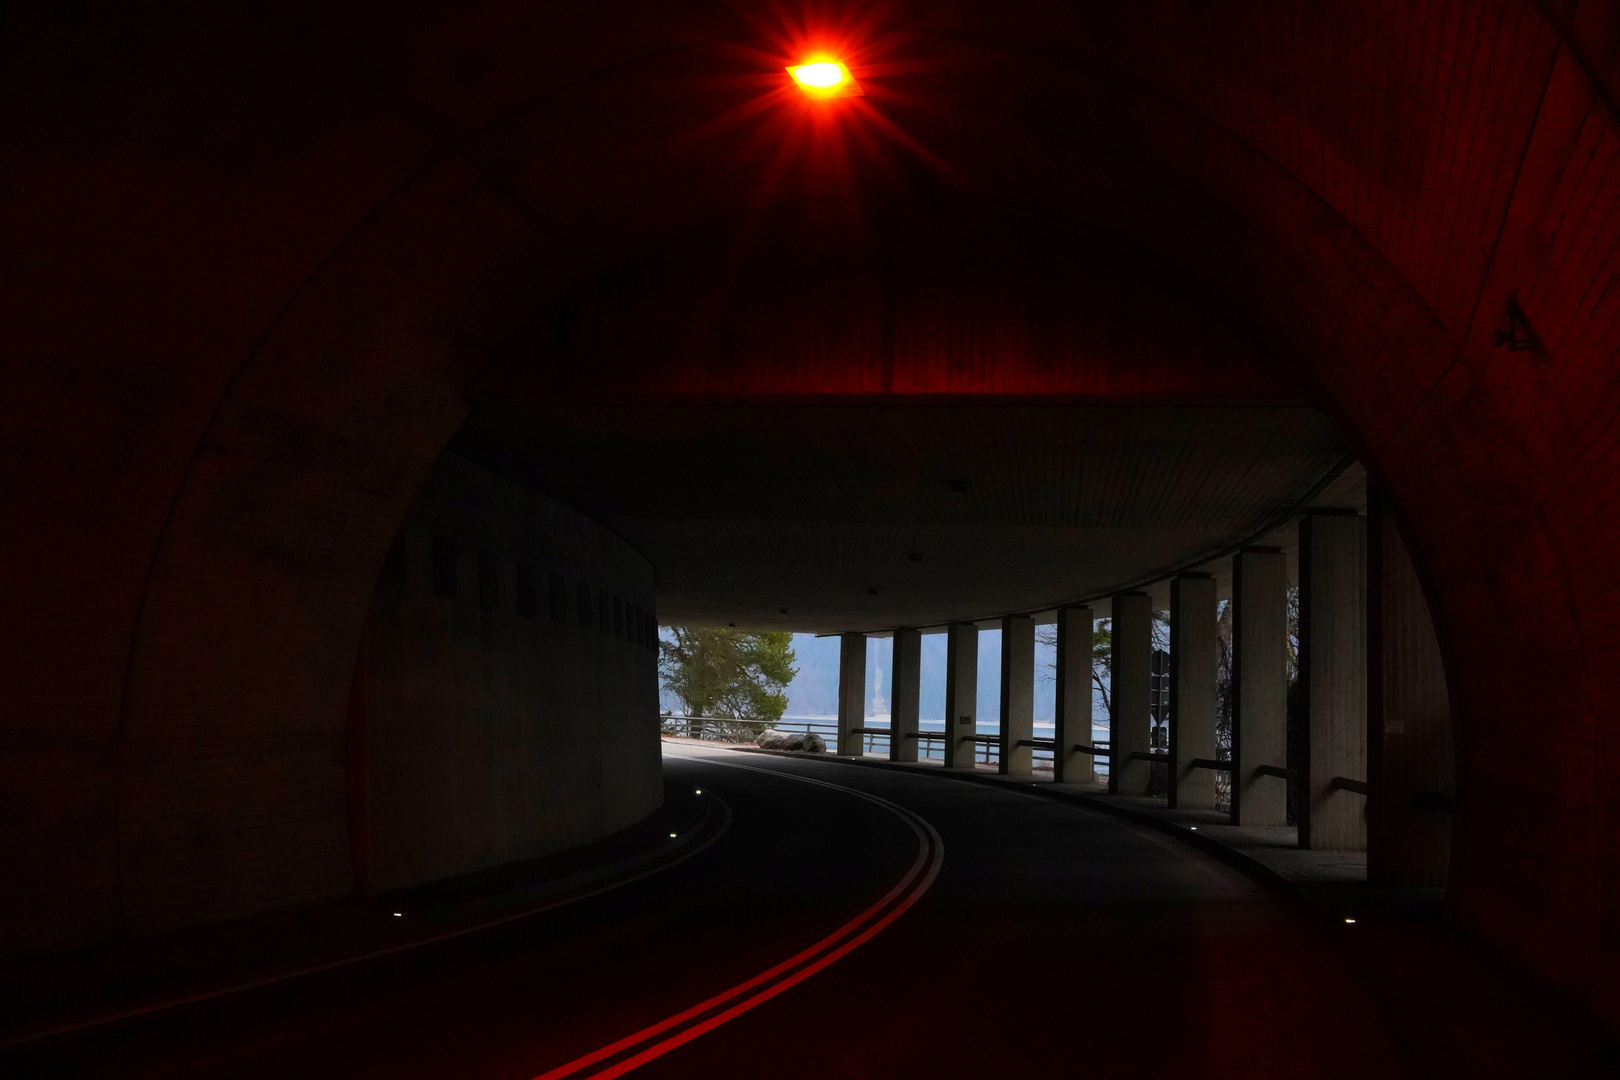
[0,438,664,953]
[350,453,662,896]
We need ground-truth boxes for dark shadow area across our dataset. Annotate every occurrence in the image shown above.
[0,781,708,1052]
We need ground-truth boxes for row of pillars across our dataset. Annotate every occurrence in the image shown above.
[834,499,1453,886]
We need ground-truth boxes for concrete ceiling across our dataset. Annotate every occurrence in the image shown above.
[453,402,1352,632]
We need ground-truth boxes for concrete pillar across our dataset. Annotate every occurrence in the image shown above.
[1299,511,1368,851]
[1169,574,1217,810]
[1109,592,1153,795]
[999,615,1035,779]
[890,628,922,763]
[1368,490,1454,887]
[1054,606,1095,785]
[1231,548,1289,826]
[837,632,867,757]
[943,622,979,769]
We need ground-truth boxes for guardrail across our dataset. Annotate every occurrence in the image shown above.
[827,725,1013,767]
[662,715,1108,771]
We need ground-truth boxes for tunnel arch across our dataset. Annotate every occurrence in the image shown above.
[5,0,1620,1028]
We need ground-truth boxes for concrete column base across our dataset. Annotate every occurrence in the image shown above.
[944,622,979,770]
[1169,574,1217,810]
[837,632,866,757]
[1054,606,1095,785]
[1299,511,1368,851]
[890,627,921,763]
[1110,593,1153,796]
[1368,490,1454,886]
[1232,548,1289,827]
[1000,616,1035,779]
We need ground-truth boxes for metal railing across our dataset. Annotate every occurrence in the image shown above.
[665,715,1119,772]
[662,714,1454,816]
[662,714,782,743]
[846,727,1083,769]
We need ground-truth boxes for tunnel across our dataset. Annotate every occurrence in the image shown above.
[5,1,1620,1074]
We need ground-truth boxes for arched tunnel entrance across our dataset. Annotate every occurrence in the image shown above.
[4,1,1620,1073]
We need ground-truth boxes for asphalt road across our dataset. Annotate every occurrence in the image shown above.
[6,745,1407,1078]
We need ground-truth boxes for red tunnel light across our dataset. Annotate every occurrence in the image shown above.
[787,59,862,98]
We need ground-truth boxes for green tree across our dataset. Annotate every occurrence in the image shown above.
[659,628,798,732]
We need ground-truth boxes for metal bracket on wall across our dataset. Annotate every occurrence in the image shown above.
[1494,297,1541,353]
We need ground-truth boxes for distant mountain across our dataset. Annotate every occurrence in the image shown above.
[782,634,841,715]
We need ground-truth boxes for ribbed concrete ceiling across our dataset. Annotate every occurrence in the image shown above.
[453,403,1351,632]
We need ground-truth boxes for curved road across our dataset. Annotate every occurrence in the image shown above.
[8,745,1405,1078]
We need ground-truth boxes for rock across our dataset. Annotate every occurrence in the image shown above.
[756,728,827,753]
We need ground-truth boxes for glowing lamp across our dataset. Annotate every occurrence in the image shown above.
[788,59,862,98]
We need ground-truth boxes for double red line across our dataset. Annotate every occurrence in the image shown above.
[531,764,945,1080]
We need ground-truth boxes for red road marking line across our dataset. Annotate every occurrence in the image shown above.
[532,759,944,1080]
[581,837,942,1080]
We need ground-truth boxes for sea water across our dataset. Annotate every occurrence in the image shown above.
[774,715,1112,773]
